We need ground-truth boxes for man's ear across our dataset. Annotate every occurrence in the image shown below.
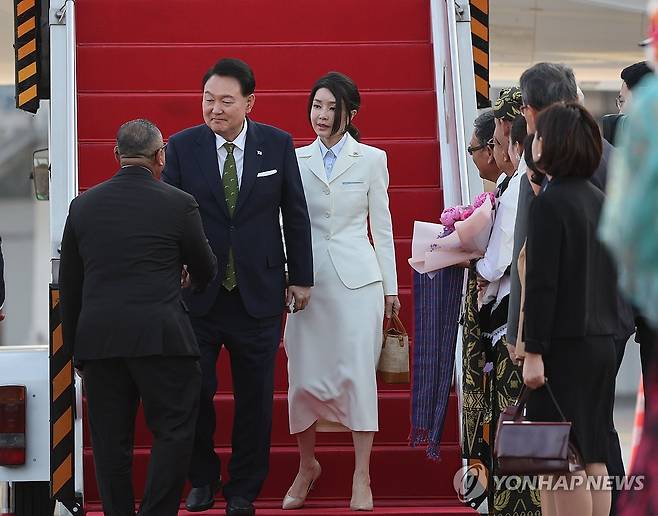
[486,147,496,166]
[114,146,120,163]
[245,94,255,114]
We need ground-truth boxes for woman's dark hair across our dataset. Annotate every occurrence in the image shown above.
[534,102,602,179]
[523,134,543,185]
[510,115,527,146]
[202,58,256,96]
[308,72,361,141]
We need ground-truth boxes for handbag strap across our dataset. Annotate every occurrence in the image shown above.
[513,380,567,422]
[384,313,406,334]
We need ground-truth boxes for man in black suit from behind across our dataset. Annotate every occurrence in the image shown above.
[163,58,313,516]
[59,119,217,516]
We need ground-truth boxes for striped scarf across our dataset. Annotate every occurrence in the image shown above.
[409,268,464,459]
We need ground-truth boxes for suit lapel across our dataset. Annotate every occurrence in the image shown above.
[194,126,230,219]
[235,119,263,217]
[328,134,361,184]
[297,138,328,185]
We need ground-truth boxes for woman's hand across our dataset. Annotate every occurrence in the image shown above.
[522,352,545,389]
[385,295,401,319]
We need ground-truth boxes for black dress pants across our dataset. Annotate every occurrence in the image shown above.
[84,356,201,516]
[188,287,282,503]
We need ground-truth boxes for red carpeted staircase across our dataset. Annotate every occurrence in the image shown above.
[76,0,472,513]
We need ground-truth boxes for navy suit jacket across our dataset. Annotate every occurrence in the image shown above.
[163,120,313,319]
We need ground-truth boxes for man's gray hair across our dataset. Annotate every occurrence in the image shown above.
[116,119,163,158]
[473,110,495,146]
[520,63,578,111]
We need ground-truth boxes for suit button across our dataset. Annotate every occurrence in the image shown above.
[325,234,331,240]
[230,225,235,231]
[323,188,330,195]
[324,211,331,218]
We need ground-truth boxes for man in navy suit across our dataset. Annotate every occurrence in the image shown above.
[163,58,313,516]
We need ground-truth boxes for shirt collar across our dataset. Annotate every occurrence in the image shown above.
[318,132,349,159]
[215,119,248,152]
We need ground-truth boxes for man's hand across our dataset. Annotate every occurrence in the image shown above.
[0,308,4,322]
[384,295,401,319]
[286,286,311,313]
[181,265,191,289]
[522,352,545,389]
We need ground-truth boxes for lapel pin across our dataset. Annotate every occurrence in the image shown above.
[257,150,263,155]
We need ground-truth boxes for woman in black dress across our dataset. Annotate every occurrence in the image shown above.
[522,102,618,516]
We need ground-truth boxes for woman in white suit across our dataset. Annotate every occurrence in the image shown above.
[283,72,400,511]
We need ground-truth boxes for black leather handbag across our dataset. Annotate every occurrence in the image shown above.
[494,381,584,475]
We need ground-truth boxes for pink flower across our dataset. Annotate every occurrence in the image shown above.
[473,191,495,209]
[460,206,475,220]
[440,206,463,229]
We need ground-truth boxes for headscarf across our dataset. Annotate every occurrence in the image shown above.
[493,87,523,122]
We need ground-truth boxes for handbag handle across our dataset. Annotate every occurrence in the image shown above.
[384,313,406,334]
[512,380,568,422]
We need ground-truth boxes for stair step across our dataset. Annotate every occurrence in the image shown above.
[77,0,431,45]
[83,392,458,447]
[82,445,463,504]
[86,498,476,515]
[77,91,438,142]
[78,139,440,191]
[78,43,434,94]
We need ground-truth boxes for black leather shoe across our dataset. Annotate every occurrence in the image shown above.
[185,478,221,512]
[225,496,255,516]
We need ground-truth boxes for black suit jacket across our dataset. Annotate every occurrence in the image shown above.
[524,177,619,354]
[162,120,313,318]
[59,166,217,362]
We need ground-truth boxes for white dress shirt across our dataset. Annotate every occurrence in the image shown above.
[476,160,525,308]
[318,132,348,179]
[215,119,248,187]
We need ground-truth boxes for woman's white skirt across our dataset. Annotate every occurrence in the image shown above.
[284,255,384,434]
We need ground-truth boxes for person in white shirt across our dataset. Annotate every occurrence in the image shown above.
[283,72,399,512]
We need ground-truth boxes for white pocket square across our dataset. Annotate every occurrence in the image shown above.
[257,169,278,177]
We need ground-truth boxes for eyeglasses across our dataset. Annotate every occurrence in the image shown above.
[616,95,625,111]
[467,143,486,155]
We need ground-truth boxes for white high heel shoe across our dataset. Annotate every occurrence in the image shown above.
[350,479,373,511]
[282,461,321,510]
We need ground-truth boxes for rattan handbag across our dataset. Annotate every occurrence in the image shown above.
[377,314,410,383]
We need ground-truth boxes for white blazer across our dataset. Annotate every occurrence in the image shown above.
[296,134,398,295]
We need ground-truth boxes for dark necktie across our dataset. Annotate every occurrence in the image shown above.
[222,143,238,290]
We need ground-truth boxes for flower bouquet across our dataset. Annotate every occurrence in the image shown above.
[408,192,495,277]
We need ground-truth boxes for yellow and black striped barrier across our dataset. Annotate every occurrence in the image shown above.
[49,285,78,510]
[470,0,491,108]
[13,0,41,113]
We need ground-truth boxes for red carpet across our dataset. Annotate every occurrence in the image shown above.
[76,0,471,513]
